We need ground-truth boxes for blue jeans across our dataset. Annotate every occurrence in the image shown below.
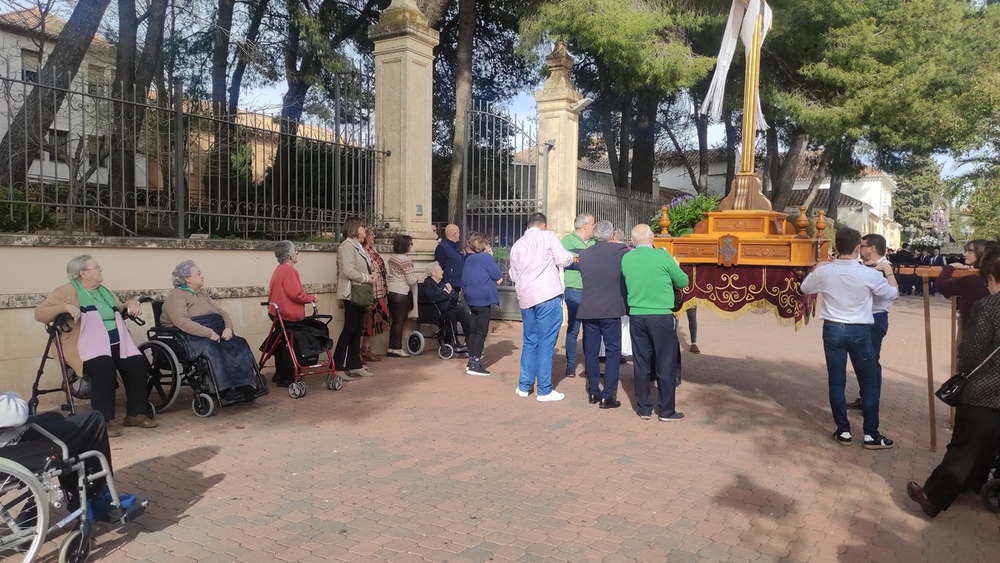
[564,288,583,372]
[519,296,564,396]
[870,312,889,384]
[823,321,881,437]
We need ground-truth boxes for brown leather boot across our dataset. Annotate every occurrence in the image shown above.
[361,345,381,362]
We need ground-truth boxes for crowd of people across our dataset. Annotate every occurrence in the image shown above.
[9,218,1000,526]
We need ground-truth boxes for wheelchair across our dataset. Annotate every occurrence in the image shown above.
[137,297,269,418]
[30,313,157,420]
[258,302,342,399]
[405,299,466,360]
[0,421,145,563]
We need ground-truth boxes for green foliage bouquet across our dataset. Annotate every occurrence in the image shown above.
[651,194,720,237]
[909,235,941,251]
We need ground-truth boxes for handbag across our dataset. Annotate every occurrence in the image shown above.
[350,283,374,307]
[936,343,1000,406]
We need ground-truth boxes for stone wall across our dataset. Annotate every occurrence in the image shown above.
[0,235,345,407]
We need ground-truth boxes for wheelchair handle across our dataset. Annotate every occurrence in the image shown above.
[122,307,146,326]
[260,301,273,307]
[47,312,74,335]
[138,296,155,304]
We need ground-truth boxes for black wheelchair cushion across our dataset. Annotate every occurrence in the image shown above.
[0,439,63,473]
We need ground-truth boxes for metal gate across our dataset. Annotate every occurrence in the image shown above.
[462,102,544,320]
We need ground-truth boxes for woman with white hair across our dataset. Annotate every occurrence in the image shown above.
[35,255,157,435]
[267,240,317,323]
[161,260,262,403]
[419,261,470,352]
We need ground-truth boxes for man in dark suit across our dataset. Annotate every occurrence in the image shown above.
[577,220,629,409]
[890,245,915,295]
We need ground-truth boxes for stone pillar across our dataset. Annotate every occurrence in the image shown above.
[534,42,584,237]
[370,0,440,253]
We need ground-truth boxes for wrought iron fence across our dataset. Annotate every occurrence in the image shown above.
[576,169,661,235]
[0,67,382,239]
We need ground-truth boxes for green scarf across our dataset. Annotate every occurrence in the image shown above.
[179,284,196,294]
[71,279,119,331]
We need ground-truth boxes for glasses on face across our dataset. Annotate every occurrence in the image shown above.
[860,244,872,248]
[82,265,102,272]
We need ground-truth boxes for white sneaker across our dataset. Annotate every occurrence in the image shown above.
[514,387,529,398]
[387,349,409,358]
[536,390,565,402]
[351,367,375,378]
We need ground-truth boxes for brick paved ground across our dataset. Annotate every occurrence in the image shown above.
[20,295,999,562]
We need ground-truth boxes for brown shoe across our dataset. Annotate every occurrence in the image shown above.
[106,420,122,438]
[689,344,701,354]
[847,397,863,410]
[906,481,940,518]
[361,345,381,362]
[123,414,159,429]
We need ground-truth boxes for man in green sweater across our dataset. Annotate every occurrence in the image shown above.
[561,213,594,377]
[622,224,689,421]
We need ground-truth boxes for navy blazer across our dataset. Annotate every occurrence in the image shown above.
[576,241,629,320]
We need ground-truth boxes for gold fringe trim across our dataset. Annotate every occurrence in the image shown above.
[677,298,808,330]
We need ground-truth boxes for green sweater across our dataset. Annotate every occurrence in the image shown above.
[561,232,593,289]
[621,246,690,315]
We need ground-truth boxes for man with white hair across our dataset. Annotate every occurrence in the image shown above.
[622,224,689,421]
[577,220,629,409]
[510,213,575,401]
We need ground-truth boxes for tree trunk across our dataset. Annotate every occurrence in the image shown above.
[213,0,236,118]
[599,104,620,185]
[630,94,658,194]
[0,0,113,189]
[802,150,832,214]
[446,0,474,224]
[228,0,271,113]
[616,94,633,192]
[724,108,737,196]
[662,120,698,193]
[770,128,808,211]
[695,112,709,195]
[825,139,855,223]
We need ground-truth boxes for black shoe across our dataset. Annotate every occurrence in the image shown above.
[273,377,293,388]
[833,431,852,446]
[599,397,621,409]
[466,360,491,376]
[455,345,468,354]
[221,388,245,403]
[639,413,651,420]
[658,412,685,422]
[847,398,863,410]
[588,393,601,404]
[863,433,894,450]
[566,367,576,378]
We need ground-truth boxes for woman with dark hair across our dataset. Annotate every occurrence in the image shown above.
[461,232,503,376]
[936,239,990,338]
[361,225,390,363]
[335,217,374,378]
[385,234,420,357]
[908,253,1000,518]
[35,255,157,435]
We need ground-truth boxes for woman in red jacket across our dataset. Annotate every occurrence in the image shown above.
[936,239,989,339]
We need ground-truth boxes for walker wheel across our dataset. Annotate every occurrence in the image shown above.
[191,393,215,418]
[981,479,1000,513]
[438,343,455,360]
[58,528,91,563]
[327,374,343,391]
[289,381,307,398]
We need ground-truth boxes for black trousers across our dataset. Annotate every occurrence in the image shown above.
[335,300,366,371]
[24,411,112,507]
[467,305,492,358]
[443,305,470,345]
[630,315,679,417]
[924,404,1000,510]
[387,292,411,350]
[83,347,149,420]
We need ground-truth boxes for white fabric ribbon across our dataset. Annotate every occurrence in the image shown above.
[700,0,773,130]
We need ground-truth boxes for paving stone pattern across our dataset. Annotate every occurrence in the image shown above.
[24,296,998,562]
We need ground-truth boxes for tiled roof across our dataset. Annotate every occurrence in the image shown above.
[795,150,887,181]
[0,8,110,47]
[783,188,868,209]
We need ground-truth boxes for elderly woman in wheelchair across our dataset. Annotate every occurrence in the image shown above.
[418,262,471,356]
[159,260,267,408]
[1,392,145,562]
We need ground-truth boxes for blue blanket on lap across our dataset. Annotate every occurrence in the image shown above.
[185,314,258,391]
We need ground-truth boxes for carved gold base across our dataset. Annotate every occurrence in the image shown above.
[719,173,772,212]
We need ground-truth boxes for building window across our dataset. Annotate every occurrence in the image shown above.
[87,135,109,167]
[21,50,40,83]
[87,64,106,96]
[46,130,70,162]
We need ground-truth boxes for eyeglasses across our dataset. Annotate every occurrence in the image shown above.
[82,265,102,271]
[860,244,872,248]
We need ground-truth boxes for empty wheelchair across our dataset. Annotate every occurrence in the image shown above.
[258,302,342,399]
[406,299,466,360]
[137,297,268,418]
[1,420,145,563]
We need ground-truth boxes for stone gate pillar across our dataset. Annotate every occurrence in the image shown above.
[534,42,585,236]
[369,0,439,248]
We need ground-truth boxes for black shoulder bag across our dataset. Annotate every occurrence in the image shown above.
[936,344,1000,407]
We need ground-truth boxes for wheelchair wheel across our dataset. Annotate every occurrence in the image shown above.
[139,340,182,412]
[58,528,92,563]
[406,331,426,356]
[327,374,343,391]
[981,479,1000,513]
[288,381,307,399]
[192,392,216,418]
[0,458,49,562]
[438,343,455,360]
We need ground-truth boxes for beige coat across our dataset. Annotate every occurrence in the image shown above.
[34,283,133,376]
[337,237,372,299]
[160,288,234,339]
